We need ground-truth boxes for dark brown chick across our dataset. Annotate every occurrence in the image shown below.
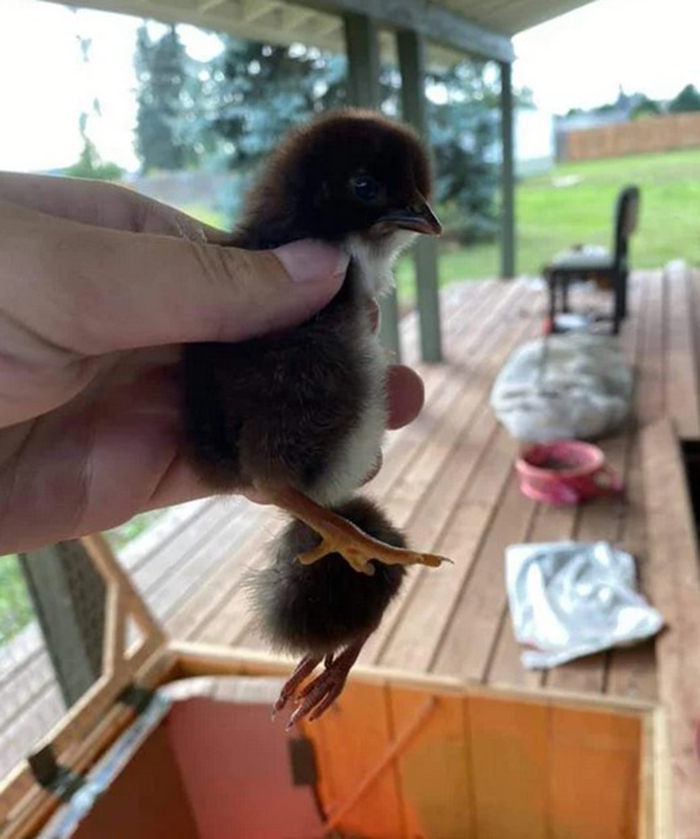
[248,498,406,727]
[182,109,444,724]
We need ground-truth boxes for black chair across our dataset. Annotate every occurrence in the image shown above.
[544,186,640,335]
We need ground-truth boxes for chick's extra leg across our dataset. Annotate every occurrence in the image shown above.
[285,639,366,729]
[273,654,321,719]
[269,486,449,576]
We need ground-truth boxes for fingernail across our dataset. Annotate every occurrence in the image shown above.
[275,240,348,284]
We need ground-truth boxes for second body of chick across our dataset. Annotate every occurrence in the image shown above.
[248,497,405,725]
[183,109,442,722]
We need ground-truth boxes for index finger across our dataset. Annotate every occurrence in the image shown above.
[0,171,231,242]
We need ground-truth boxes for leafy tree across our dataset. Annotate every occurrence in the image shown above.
[0,555,33,646]
[64,13,124,180]
[134,25,193,172]
[425,61,510,243]
[64,136,124,181]
[631,95,662,120]
[200,39,347,219]
[211,40,346,169]
[669,84,700,113]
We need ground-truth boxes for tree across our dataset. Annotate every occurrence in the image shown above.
[200,39,348,219]
[64,115,124,180]
[210,39,346,170]
[64,12,124,180]
[425,61,511,243]
[669,84,700,113]
[631,94,662,120]
[134,25,193,172]
[135,28,510,243]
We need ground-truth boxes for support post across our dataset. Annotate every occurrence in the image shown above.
[344,12,380,109]
[344,12,402,361]
[20,541,106,707]
[500,60,516,279]
[397,28,442,363]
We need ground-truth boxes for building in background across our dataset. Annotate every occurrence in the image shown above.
[515,107,555,176]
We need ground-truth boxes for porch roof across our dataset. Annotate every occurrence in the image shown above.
[47,0,596,64]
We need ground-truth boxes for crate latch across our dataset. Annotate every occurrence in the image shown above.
[118,682,156,715]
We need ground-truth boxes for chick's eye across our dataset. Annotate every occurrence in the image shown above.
[351,174,379,202]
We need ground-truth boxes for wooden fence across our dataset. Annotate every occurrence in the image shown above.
[562,111,700,161]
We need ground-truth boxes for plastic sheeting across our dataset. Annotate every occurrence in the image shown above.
[506,541,664,669]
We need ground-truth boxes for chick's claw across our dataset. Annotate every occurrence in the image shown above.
[269,485,452,575]
[292,509,449,574]
[297,535,375,576]
[298,530,450,574]
[285,639,365,731]
[286,670,345,730]
[273,654,321,719]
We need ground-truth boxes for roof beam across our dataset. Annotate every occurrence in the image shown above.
[243,1,284,25]
[49,0,512,62]
[296,0,514,62]
[52,0,341,52]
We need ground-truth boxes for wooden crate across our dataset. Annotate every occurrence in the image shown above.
[0,626,666,838]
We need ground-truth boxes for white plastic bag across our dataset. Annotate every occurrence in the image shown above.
[506,541,664,669]
[491,333,633,442]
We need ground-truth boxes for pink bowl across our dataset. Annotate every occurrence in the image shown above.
[516,440,623,506]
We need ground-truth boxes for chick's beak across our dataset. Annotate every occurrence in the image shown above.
[379,193,442,236]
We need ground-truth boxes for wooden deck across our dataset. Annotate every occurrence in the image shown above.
[2,264,700,782]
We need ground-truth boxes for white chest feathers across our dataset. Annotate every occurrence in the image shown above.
[312,327,387,507]
[309,230,417,506]
[346,230,417,296]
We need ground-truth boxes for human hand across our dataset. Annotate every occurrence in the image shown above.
[0,174,423,553]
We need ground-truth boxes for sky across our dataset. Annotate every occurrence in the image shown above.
[0,0,699,173]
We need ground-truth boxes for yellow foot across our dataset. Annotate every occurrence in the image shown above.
[297,524,447,575]
[268,486,451,576]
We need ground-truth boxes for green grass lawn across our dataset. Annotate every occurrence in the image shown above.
[0,555,33,646]
[182,148,700,302]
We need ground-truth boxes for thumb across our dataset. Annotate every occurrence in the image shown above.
[10,206,348,354]
[193,238,350,343]
[80,234,349,352]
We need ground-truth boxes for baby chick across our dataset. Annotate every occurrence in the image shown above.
[183,109,446,723]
